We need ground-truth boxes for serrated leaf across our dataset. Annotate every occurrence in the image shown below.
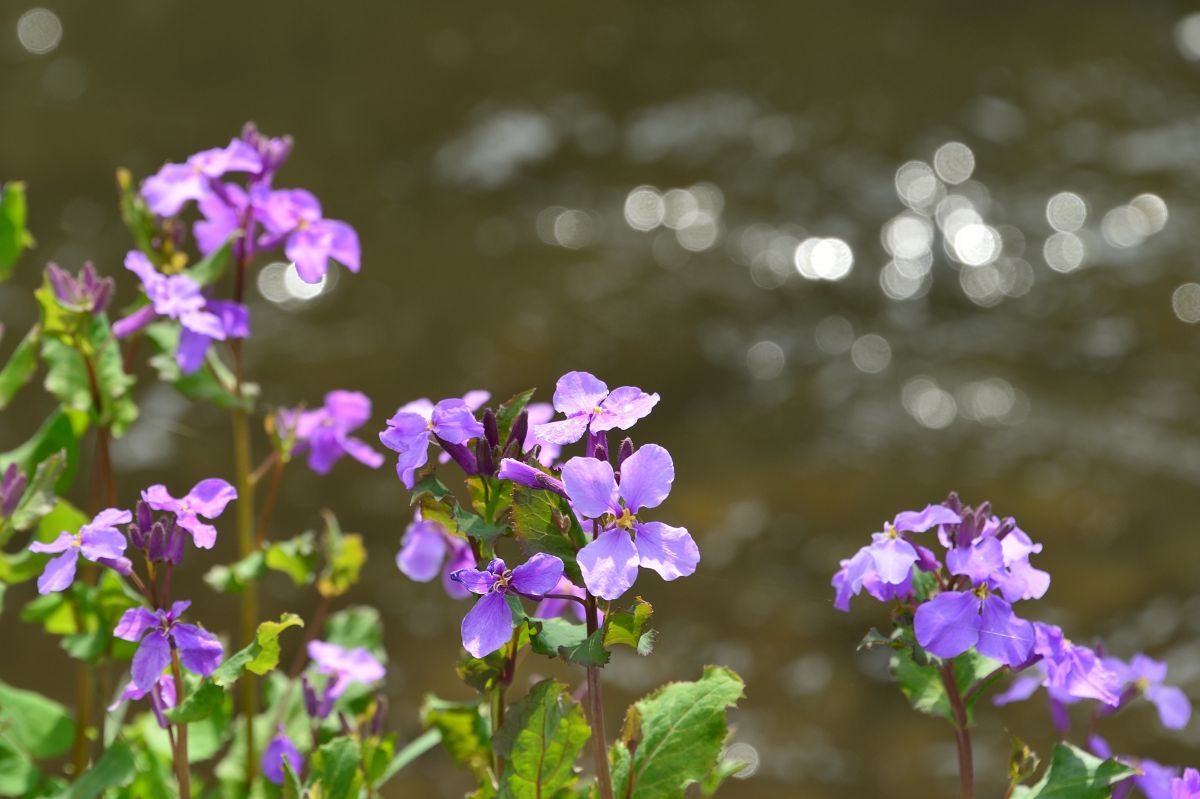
[454,504,508,542]
[0,182,32,280]
[700,752,748,796]
[509,485,582,584]
[318,510,366,598]
[558,628,608,667]
[324,605,384,656]
[165,681,226,724]
[309,737,362,796]
[604,598,653,653]
[609,666,745,799]
[530,617,589,659]
[494,679,590,799]
[0,678,75,759]
[1009,742,1136,799]
[495,389,536,443]
[38,312,136,436]
[211,613,304,686]
[0,325,39,410]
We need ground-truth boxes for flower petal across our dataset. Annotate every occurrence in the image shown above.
[1147,684,1192,730]
[132,632,172,692]
[509,553,565,596]
[431,399,484,444]
[79,527,127,562]
[29,531,75,554]
[577,527,639,601]
[552,371,609,416]
[633,521,699,582]
[976,595,1035,667]
[179,516,218,549]
[37,550,79,594]
[451,567,499,596]
[561,457,619,519]
[531,415,590,446]
[892,504,961,534]
[114,607,160,642]
[617,444,674,512]
[262,730,305,786]
[173,623,224,677]
[593,386,658,432]
[396,521,448,583]
[914,591,980,659]
[868,536,919,585]
[186,478,237,518]
[175,328,212,375]
[460,591,514,658]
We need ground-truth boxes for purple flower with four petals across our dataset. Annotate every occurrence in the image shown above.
[141,478,237,549]
[562,444,699,601]
[141,138,262,217]
[29,508,131,594]
[395,514,475,599]
[379,397,485,488]
[1104,653,1192,729]
[114,600,224,692]
[306,640,386,703]
[279,390,384,475]
[532,371,659,446]
[452,554,564,658]
[258,189,361,284]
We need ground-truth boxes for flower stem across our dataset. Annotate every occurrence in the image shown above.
[939,661,974,799]
[585,593,613,799]
[169,648,192,799]
[254,457,285,549]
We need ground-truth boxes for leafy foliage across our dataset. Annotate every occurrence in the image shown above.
[212,613,304,686]
[0,181,33,281]
[509,485,583,584]
[421,695,492,784]
[494,680,590,799]
[1010,743,1136,799]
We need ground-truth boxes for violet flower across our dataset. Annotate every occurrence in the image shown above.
[914,584,1036,667]
[306,640,386,713]
[262,726,304,786]
[532,371,659,446]
[114,601,224,692]
[1171,769,1200,798]
[561,444,699,601]
[141,138,262,217]
[279,390,384,475]
[524,402,561,466]
[258,189,360,284]
[452,554,564,658]
[395,514,474,599]
[141,478,237,549]
[108,673,177,729]
[29,508,131,595]
[993,623,1121,707]
[379,397,485,488]
[112,251,249,374]
[1104,653,1192,729]
[46,262,113,314]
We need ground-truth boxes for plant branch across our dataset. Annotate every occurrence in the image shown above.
[585,592,614,799]
[939,661,974,799]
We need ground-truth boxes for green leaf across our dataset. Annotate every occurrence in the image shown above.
[56,739,136,798]
[318,511,366,598]
[6,451,66,533]
[115,168,155,256]
[0,737,38,796]
[264,531,318,586]
[324,605,384,656]
[890,643,1000,725]
[1009,742,1137,799]
[494,679,590,799]
[529,618,588,659]
[604,598,654,655]
[0,409,81,496]
[281,757,304,799]
[211,613,304,686]
[495,389,535,443]
[309,737,362,796]
[373,728,441,789]
[609,666,745,799]
[165,680,226,724]
[457,650,509,694]
[509,485,582,584]
[182,235,234,286]
[700,753,747,796]
[410,475,457,530]
[38,313,137,436]
[0,182,33,280]
[420,695,492,782]
[454,504,508,542]
[143,322,251,410]
[203,550,265,594]
[0,325,39,410]
[558,628,609,668]
[0,679,75,759]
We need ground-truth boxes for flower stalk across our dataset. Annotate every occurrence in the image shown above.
[940,661,974,799]
[585,592,613,799]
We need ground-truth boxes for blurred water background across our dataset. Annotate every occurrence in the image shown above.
[4,2,1200,796]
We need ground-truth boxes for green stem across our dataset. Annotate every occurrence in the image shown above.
[231,404,258,786]
[169,647,192,799]
[585,593,613,799]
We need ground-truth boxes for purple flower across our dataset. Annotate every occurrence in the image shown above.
[114,601,223,692]
[395,514,475,599]
[914,586,1035,667]
[524,403,561,466]
[29,508,131,595]
[46,262,113,314]
[141,138,262,217]
[1171,769,1200,799]
[280,390,384,475]
[532,372,659,446]
[262,726,304,786]
[995,623,1122,710]
[534,576,588,623]
[108,673,176,728]
[1,463,28,520]
[379,398,485,488]
[112,251,250,374]
[259,189,360,284]
[141,478,237,549]
[306,640,386,706]
[452,554,564,658]
[562,444,699,601]
[497,458,568,497]
[1104,653,1192,729]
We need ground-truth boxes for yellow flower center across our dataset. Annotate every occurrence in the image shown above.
[616,508,636,530]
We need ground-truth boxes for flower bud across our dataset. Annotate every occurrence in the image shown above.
[616,438,634,470]
[136,500,154,534]
[302,676,320,718]
[475,437,495,477]
[503,410,529,454]
[165,520,186,565]
[147,521,167,562]
[128,522,145,551]
[435,437,478,475]
[368,695,387,737]
[482,408,500,449]
[97,556,133,577]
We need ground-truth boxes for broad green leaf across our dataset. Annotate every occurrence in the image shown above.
[509,485,582,584]
[1010,742,1136,799]
[411,475,457,529]
[58,740,136,798]
[0,409,80,495]
[20,592,76,634]
[529,617,588,659]
[494,679,590,799]
[453,504,508,542]
[211,613,303,686]
[891,643,1000,725]
[0,679,75,759]
[165,681,226,724]
[203,550,265,594]
[0,182,32,280]
[609,666,745,799]
[0,738,38,797]
[558,628,608,667]
[457,651,509,694]
[265,531,318,586]
[7,451,65,533]
[38,312,136,436]
[0,325,39,410]
[182,236,234,286]
[604,597,654,655]
[309,737,362,796]
[420,695,492,782]
[362,733,396,787]
[373,728,441,789]
[467,475,514,527]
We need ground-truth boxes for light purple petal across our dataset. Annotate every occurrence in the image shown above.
[1147,684,1192,730]
[593,386,659,432]
[976,595,1035,667]
[892,504,961,534]
[461,390,490,411]
[577,527,640,601]
[186,478,237,518]
[114,607,161,642]
[442,539,476,599]
[132,632,172,692]
[868,536,919,585]
[178,516,218,549]
[262,730,304,786]
[914,590,981,659]
[396,521,448,582]
[88,508,133,530]
[509,553,565,596]
[179,309,226,340]
[552,371,609,416]
[141,164,205,217]
[993,559,1051,603]
[29,531,75,554]
[207,300,250,339]
[992,673,1044,706]
[173,623,224,677]
[324,390,372,428]
[945,537,1004,583]
[325,220,360,273]
[37,550,79,594]
[341,437,384,469]
[176,328,212,375]
[79,528,127,562]
[634,521,698,582]
[617,444,674,512]
[460,591,514,658]
[142,484,180,512]
[431,399,484,444]
[561,457,619,519]
[1129,654,1169,686]
[112,304,158,339]
[285,228,331,283]
[532,415,590,446]
[452,567,499,596]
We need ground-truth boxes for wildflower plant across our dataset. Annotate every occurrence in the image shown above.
[834,493,1196,798]
[0,132,744,799]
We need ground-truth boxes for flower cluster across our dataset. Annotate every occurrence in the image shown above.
[277,390,384,475]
